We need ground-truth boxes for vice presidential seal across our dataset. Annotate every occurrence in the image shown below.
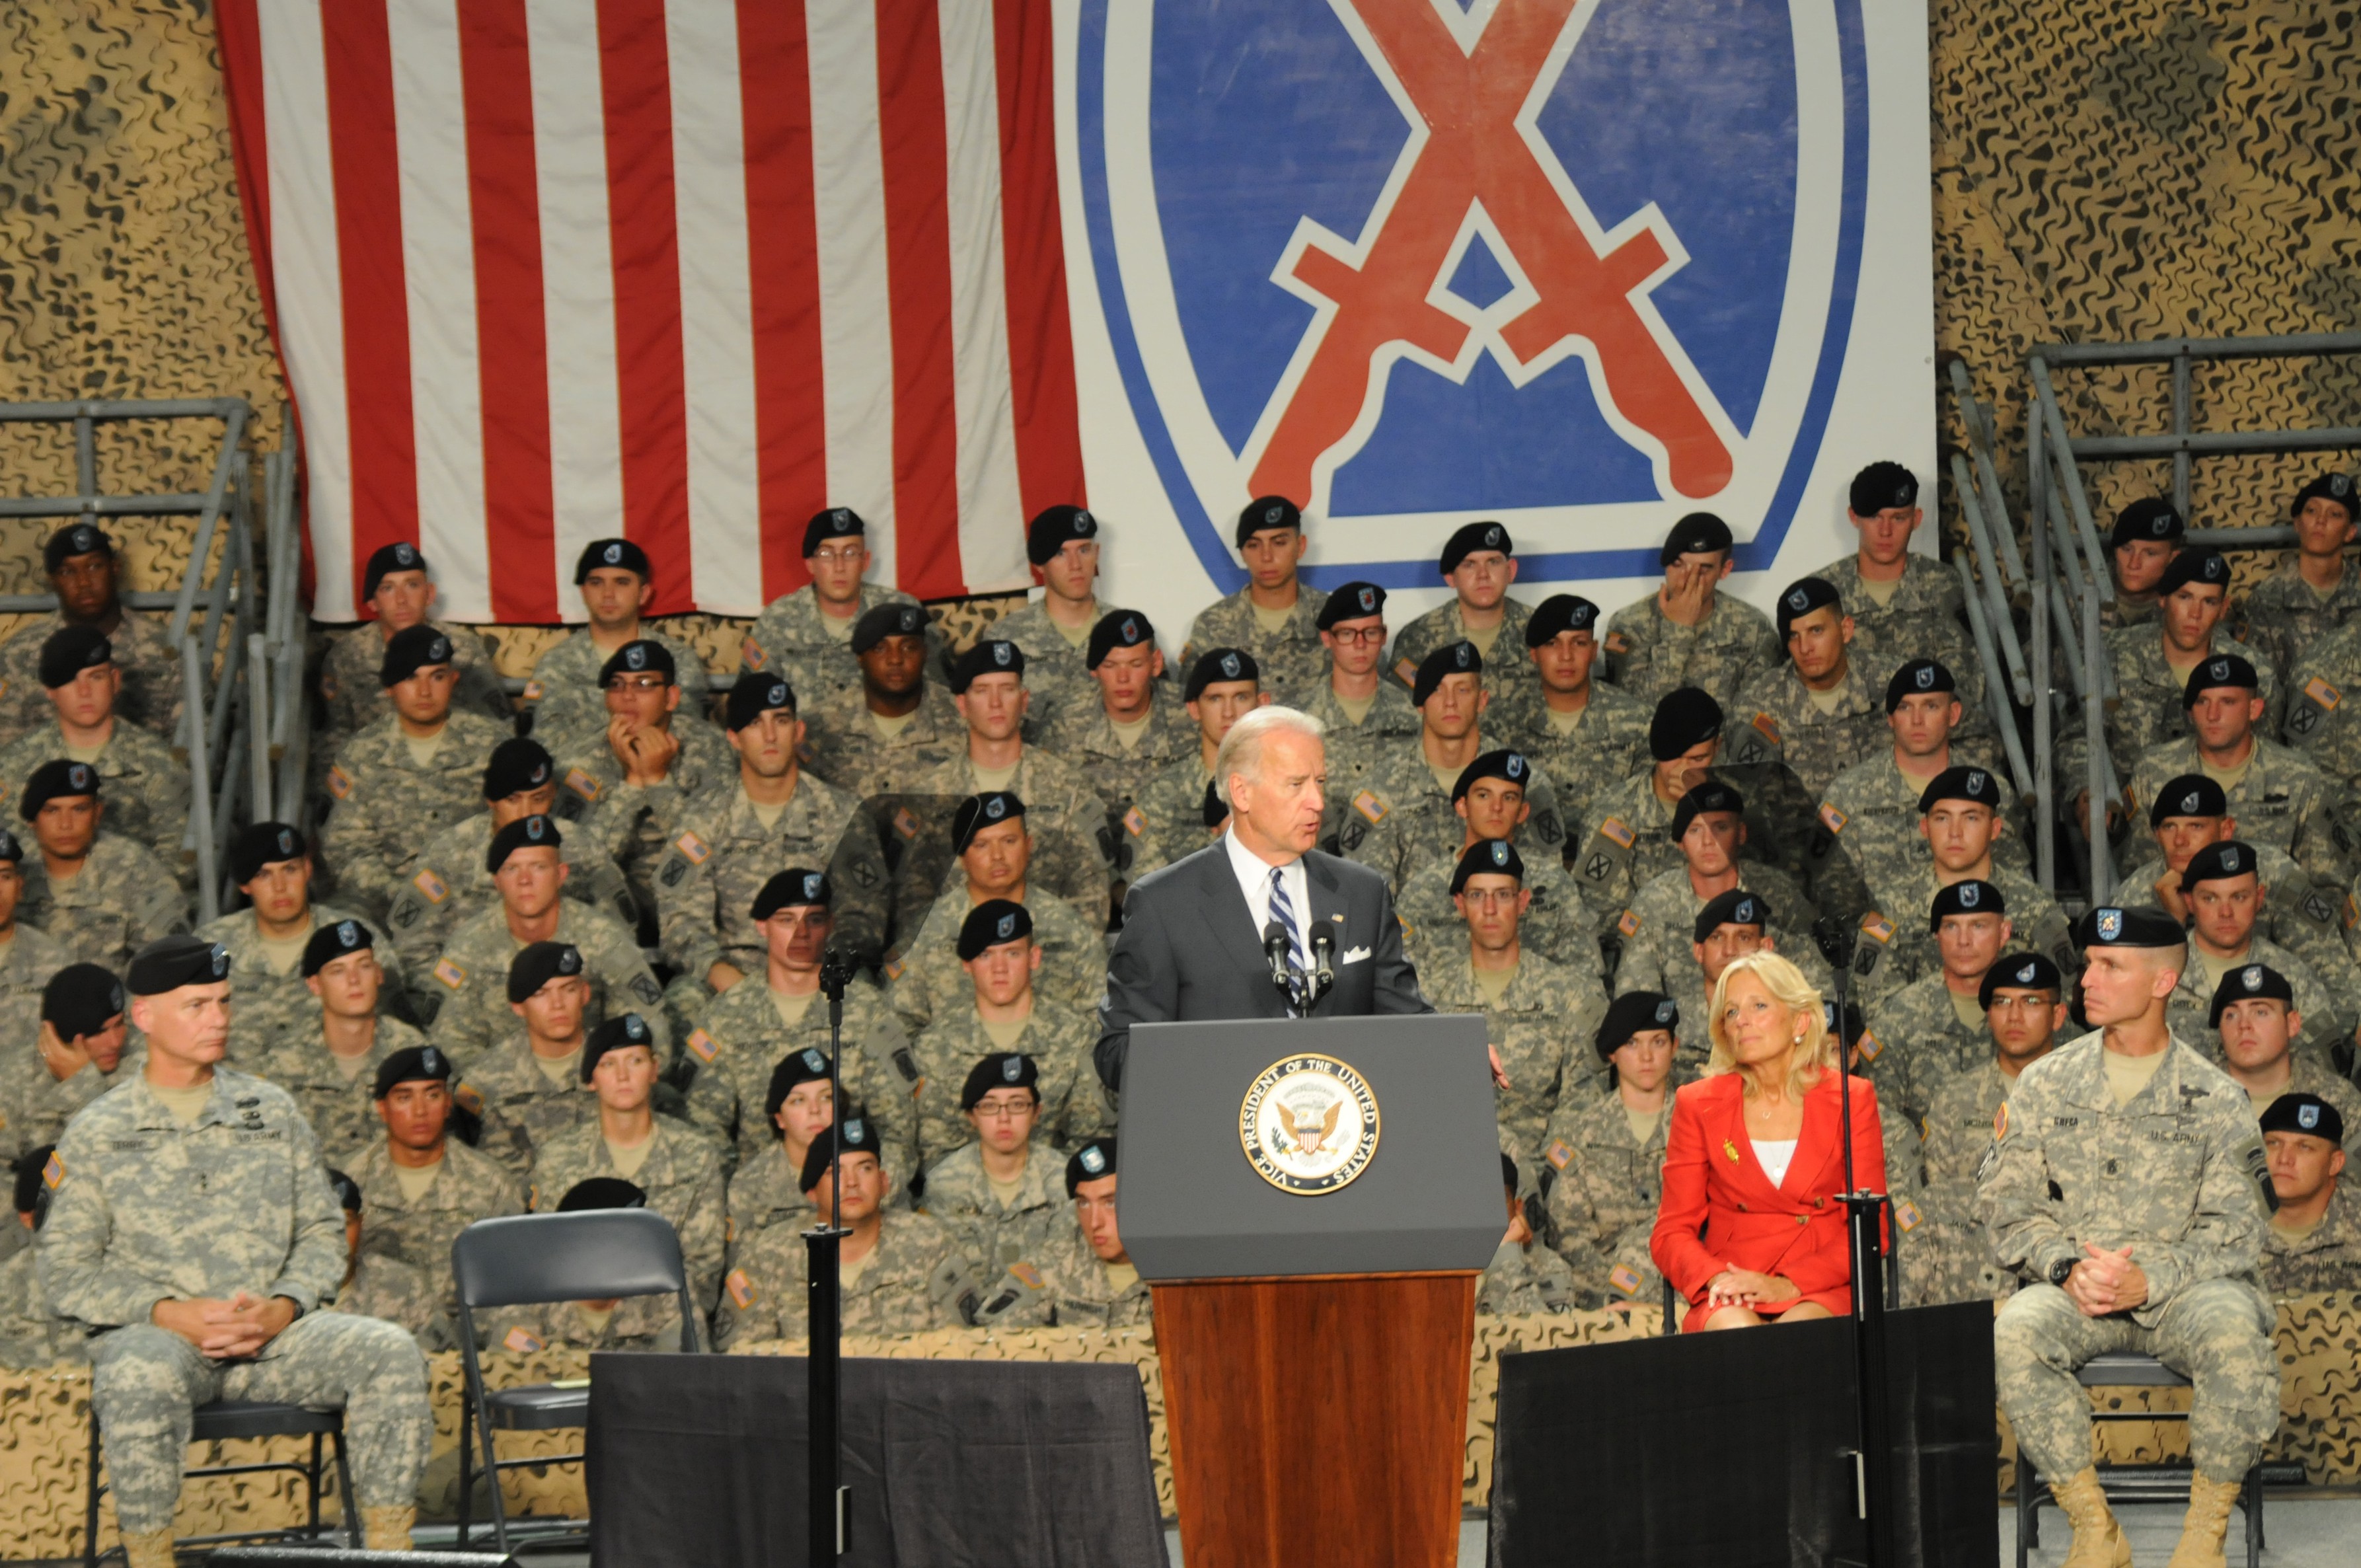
[1239,1055,1380,1194]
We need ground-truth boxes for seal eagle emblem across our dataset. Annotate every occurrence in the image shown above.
[1239,1055,1381,1194]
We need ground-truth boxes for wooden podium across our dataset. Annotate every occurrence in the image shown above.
[1119,1016,1500,1568]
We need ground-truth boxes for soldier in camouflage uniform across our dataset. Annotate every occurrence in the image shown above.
[2095,498,2181,633]
[254,922,437,1165]
[1180,498,1330,707]
[993,505,1111,741]
[741,508,943,700]
[918,1053,1072,1275]
[1612,780,1815,1000]
[1415,840,1608,1164]
[16,760,186,971]
[2167,843,2352,1064]
[1818,658,2019,893]
[2278,598,2361,813]
[1724,577,1889,800]
[0,524,182,749]
[2238,472,2361,684]
[0,965,127,1168]
[1480,1152,1586,1314]
[792,602,963,802]
[1980,905,2279,1567]
[518,538,708,759]
[429,818,669,1065]
[1540,992,1681,1310]
[1393,750,1597,976]
[2208,963,2361,1129]
[973,1139,1150,1329]
[1567,687,1727,930]
[1,1158,83,1368]
[530,1014,726,1318]
[1859,879,2021,1125]
[0,828,71,1033]
[0,626,190,881]
[317,542,509,762]
[1491,594,1653,844]
[479,1176,691,1354]
[2259,1093,2361,1296]
[716,1113,979,1345]
[2127,652,2344,886]
[201,823,408,1053]
[1600,511,1780,712]
[1035,609,1191,829]
[1296,584,1423,823]
[722,1048,837,1255]
[1127,647,1266,868]
[322,1172,453,1353]
[1390,523,1536,704]
[455,942,601,1167]
[319,626,515,922]
[39,935,431,1561]
[1811,463,1982,707]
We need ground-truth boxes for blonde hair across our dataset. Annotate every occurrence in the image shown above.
[1704,951,1833,1098]
[1214,705,1326,807]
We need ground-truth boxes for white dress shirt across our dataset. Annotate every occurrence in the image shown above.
[1223,829,1312,973]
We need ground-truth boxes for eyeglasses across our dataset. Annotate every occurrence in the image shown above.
[971,1100,1035,1119]
[607,675,669,691]
[1326,625,1386,644]
[811,546,864,566]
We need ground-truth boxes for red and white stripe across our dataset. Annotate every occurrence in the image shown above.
[217,0,1082,623]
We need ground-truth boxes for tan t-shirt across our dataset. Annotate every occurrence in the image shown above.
[1804,684,1846,715]
[770,987,818,1030]
[2103,1047,2169,1109]
[868,707,918,743]
[1857,573,1902,609]
[1474,962,1516,1008]
[971,759,1021,795]
[981,1016,1030,1052]
[1107,712,1154,753]
[1463,620,1505,661]
[2202,749,2256,794]
[1547,704,1586,736]
[1333,690,1376,727]
[535,1048,582,1087]
[605,1133,654,1182]
[1054,616,1092,652]
[2272,1211,2325,1244]
[149,1080,215,1126]
[987,1167,1026,1209]
[1947,989,1986,1031]
[1622,1103,1663,1148]
[1103,1260,1141,1292]
[258,930,311,978]
[63,739,106,765]
[403,730,446,768]
[1250,597,1295,636]
[393,1155,443,1204]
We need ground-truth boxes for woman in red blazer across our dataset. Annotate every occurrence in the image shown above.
[1651,951,1887,1331]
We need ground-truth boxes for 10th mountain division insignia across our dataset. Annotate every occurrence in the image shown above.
[1240,1055,1381,1194]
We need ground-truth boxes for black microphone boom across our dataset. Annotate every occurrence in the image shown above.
[1307,924,1335,1009]
[1261,920,1295,1005]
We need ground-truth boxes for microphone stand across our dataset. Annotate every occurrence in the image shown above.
[1815,919,1894,1568]
[1261,921,1298,1013]
[806,952,852,1562]
[1306,926,1335,1011]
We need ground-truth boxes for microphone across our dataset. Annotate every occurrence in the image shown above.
[1261,921,1295,1003]
[1812,915,1856,974]
[1308,924,1335,1008]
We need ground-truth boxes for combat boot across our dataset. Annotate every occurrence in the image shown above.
[119,1529,176,1568]
[2163,1471,2243,1568]
[363,1503,417,1551]
[2048,1468,2132,1568]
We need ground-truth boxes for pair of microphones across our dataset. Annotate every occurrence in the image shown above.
[1262,921,1335,1015]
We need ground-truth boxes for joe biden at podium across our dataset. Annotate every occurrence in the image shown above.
[1094,706,1432,1092]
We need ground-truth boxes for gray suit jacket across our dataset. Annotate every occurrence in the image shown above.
[1093,843,1429,1088]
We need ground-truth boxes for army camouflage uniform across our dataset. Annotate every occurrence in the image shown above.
[551,717,740,919]
[1035,692,1195,828]
[1477,1235,1587,1315]
[1540,1088,1668,1308]
[17,835,188,972]
[882,869,1107,1036]
[1337,740,1569,893]
[2167,940,2350,1064]
[426,900,669,1066]
[1817,751,2023,897]
[1979,1031,2279,1486]
[531,1115,727,1318]
[890,999,1107,1178]
[2280,618,2361,803]
[517,625,711,761]
[1299,675,1425,828]
[716,1209,978,1347]
[196,903,409,1057]
[2214,1051,2361,1128]
[1415,944,1607,1164]
[722,1141,815,1259]
[346,1134,525,1331]
[1914,1061,2024,1307]
[2117,844,2351,991]
[37,1068,431,1533]
[793,681,964,804]
[1600,591,1780,712]
[1180,587,1331,709]
[972,1221,1151,1330]
[319,710,515,921]
[1491,681,1655,844]
[917,1139,1070,1277]
[1724,657,1890,801]
[0,609,182,749]
[0,1051,123,1166]
[1392,599,1537,703]
[1567,769,1769,940]
[742,581,940,698]
[0,720,190,879]
[1854,861,2076,1002]
[2125,737,2346,886]
[2240,556,2361,685]
[0,1245,86,1368]
[450,1039,595,1169]
[1393,844,1598,979]
[897,748,1112,937]
[319,620,511,759]
[989,599,1102,742]
[1610,862,1816,1002]
[2262,1185,2361,1296]
[482,1298,688,1355]
[680,974,905,1160]
[249,1011,433,1167]
[0,918,68,1018]
[1127,751,1215,873]
[2061,625,2281,795]
[1811,554,1990,734]
[326,1253,455,1353]
[1860,973,2000,1125]
[653,772,891,981]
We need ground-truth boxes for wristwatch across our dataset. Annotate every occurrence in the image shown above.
[2048,1258,2076,1286]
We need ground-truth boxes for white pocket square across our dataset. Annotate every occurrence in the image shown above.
[1341,946,1371,964]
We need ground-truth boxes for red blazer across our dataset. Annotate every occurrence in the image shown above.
[1650,1068,1887,1332]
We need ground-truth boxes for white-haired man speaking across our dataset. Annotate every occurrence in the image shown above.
[1094,706,1430,1090]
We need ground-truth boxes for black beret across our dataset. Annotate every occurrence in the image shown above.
[328,1168,362,1213]
[580,1012,656,1083]
[373,1043,453,1100]
[599,639,676,685]
[953,791,1026,855]
[2155,548,2230,596]
[1026,504,1098,566]
[506,940,583,1003]
[1916,765,2002,813]
[363,541,428,600]
[1235,495,1302,546]
[16,1144,57,1218]
[486,813,562,874]
[1185,647,1258,701]
[1824,999,1867,1051]
[483,738,556,801]
[2179,839,2260,892]
[1201,779,1228,829]
[950,638,1025,694]
[2149,772,2227,825]
[2260,1092,2344,1146]
[20,759,98,821]
[752,868,831,919]
[800,1112,879,1193]
[126,935,231,996]
[44,522,112,574]
[300,918,375,977]
[1411,641,1481,706]
[378,624,454,688]
[558,1177,647,1212]
[1659,511,1733,566]
[958,898,1033,961]
[38,626,112,690]
[1086,609,1155,669]
[1849,461,1919,516]
[1450,838,1523,895]
[1316,581,1386,630]
[1065,1137,1117,1196]
[2210,962,2296,1027]
[229,821,307,884]
[0,827,21,862]
[1980,952,2062,1008]
[2292,472,2358,522]
[1884,658,1955,712]
[1524,594,1600,645]
[1439,521,1512,575]
[1670,780,1745,840]
[2110,498,2184,550]
[1450,749,1530,802]
[1928,878,2004,932]
[2070,904,2186,950]
[1774,576,1842,639]
[574,537,652,583]
[850,601,927,654]
[725,669,798,729]
[1595,990,1679,1060]
[2181,653,2259,708]
[42,963,124,1037]
[765,1047,834,1128]
[1649,687,1723,761]
[802,507,866,556]
[960,1051,1039,1109]
[1694,889,1768,944]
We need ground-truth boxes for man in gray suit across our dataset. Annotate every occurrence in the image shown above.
[1094,706,1433,1090]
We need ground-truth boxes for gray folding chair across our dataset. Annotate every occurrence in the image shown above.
[83,1398,358,1566]
[451,1209,702,1551]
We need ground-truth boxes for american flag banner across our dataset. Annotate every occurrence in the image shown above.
[216,0,1083,623]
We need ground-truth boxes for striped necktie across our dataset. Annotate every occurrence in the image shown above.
[1269,866,1305,1013]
